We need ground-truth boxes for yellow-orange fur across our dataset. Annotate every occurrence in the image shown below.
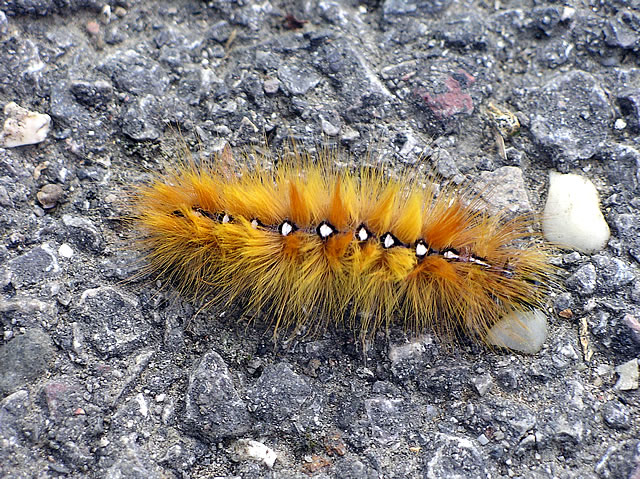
[132,148,554,342]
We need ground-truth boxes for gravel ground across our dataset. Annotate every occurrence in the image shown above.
[1,1,639,478]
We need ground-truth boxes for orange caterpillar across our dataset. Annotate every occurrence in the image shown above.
[132,146,554,342]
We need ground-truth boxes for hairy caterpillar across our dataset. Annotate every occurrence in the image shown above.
[132,146,554,344]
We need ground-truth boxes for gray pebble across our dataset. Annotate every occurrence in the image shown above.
[595,440,640,479]
[3,244,60,289]
[477,166,532,215]
[0,328,54,397]
[604,10,640,51]
[120,94,163,141]
[365,394,411,444]
[184,350,251,442]
[333,457,378,479]
[62,214,104,253]
[566,263,597,295]
[0,10,7,36]
[383,0,452,17]
[553,292,573,313]
[552,415,584,446]
[602,400,631,430]
[247,362,320,435]
[75,287,150,357]
[528,71,612,164]
[471,373,493,396]
[98,50,169,96]
[263,78,280,95]
[277,64,321,95]
[595,255,635,290]
[69,79,114,108]
[40,378,104,469]
[422,433,487,478]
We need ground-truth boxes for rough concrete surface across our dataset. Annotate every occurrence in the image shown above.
[0,1,639,478]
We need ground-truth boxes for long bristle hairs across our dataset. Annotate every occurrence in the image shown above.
[131,143,556,346]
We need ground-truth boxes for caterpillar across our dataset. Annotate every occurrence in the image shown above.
[132,145,554,344]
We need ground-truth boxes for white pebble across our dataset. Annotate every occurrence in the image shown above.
[614,359,639,391]
[486,309,548,354]
[58,243,74,258]
[0,102,51,147]
[542,172,610,253]
[231,439,277,468]
[134,393,148,418]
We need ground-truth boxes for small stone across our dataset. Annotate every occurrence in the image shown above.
[602,400,631,430]
[566,263,597,296]
[421,433,487,478]
[98,50,169,96]
[383,0,452,17]
[120,94,163,141]
[595,440,640,479]
[100,5,111,24]
[553,292,573,312]
[631,281,640,304]
[477,434,490,446]
[62,214,103,253]
[341,127,360,141]
[184,350,251,442]
[597,256,635,290]
[552,416,584,446]
[528,71,611,163]
[563,252,582,264]
[4,244,60,289]
[543,172,610,253]
[604,10,640,50]
[0,328,54,397]
[614,359,639,390]
[614,118,627,130]
[76,286,149,357]
[231,439,277,468]
[36,183,64,209]
[58,243,73,258]
[247,363,315,428]
[70,79,113,108]
[0,102,51,147]
[486,309,548,354]
[320,116,340,136]
[263,78,280,95]
[471,373,493,396]
[277,64,321,95]
[478,167,532,215]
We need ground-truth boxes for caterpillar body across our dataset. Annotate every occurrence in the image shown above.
[133,147,554,343]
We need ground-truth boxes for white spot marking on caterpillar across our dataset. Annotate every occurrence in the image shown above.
[383,233,395,249]
[416,242,428,258]
[280,221,294,236]
[357,226,369,241]
[318,222,334,238]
